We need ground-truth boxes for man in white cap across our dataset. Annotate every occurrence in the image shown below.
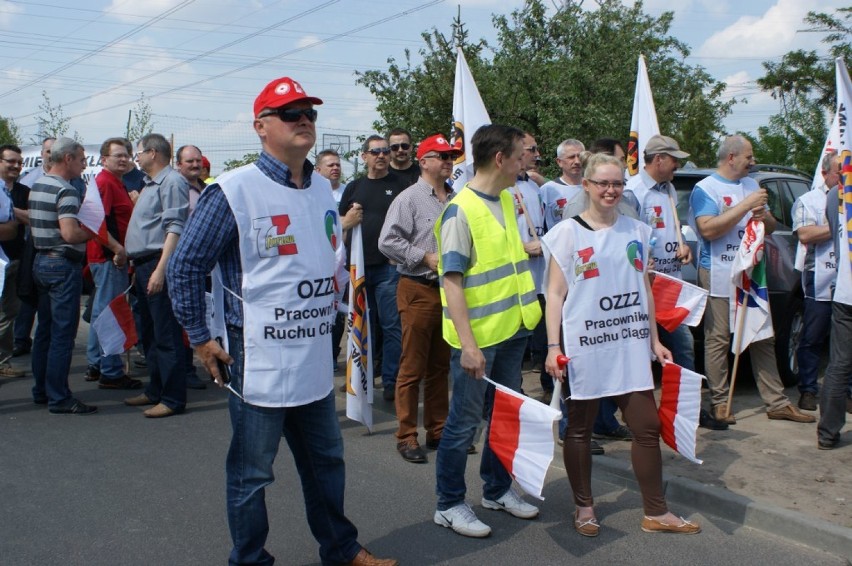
[168,76,398,566]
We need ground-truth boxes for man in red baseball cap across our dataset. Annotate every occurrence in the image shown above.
[378,134,460,464]
[168,77,398,566]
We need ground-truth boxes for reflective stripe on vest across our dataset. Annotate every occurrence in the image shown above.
[435,186,542,349]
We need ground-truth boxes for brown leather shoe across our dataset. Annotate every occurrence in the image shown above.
[713,404,736,425]
[143,403,177,418]
[397,440,427,463]
[641,515,701,534]
[573,510,600,537]
[124,393,155,406]
[345,548,399,566]
[766,404,815,423]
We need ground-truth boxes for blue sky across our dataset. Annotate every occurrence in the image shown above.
[0,0,845,171]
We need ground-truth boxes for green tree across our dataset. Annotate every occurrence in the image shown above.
[126,93,155,142]
[223,152,259,171]
[0,116,20,145]
[754,7,851,168]
[33,90,73,143]
[356,0,734,173]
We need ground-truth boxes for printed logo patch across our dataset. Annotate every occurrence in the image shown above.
[626,240,644,272]
[253,214,298,257]
[645,205,665,228]
[574,246,600,280]
[324,210,338,250]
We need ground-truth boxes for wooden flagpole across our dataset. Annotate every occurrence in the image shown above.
[726,287,749,418]
[512,186,540,243]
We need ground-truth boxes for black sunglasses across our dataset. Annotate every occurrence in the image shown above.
[390,143,411,151]
[423,152,453,161]
[260,107,318,123]
[366,148,391,156]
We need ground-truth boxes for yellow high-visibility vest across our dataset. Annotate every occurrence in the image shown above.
[435,185,541,349]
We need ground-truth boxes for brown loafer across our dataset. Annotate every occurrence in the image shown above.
[143,403,177,418]
[766,404,815,423]
[124,393,155,406]
[573,510,600,537]
[713,404,736,425]
[345,548,399,566]
[641,515,701,534]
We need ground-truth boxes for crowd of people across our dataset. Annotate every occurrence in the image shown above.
[0,72,849,564]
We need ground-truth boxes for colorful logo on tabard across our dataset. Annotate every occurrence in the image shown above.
[721,195,734,212]
[555,197,567,215]
[645,205,665,228]
[626,240,644,272]
[253,214,298,257]
[574,246,600,280]
[324,210,338,250]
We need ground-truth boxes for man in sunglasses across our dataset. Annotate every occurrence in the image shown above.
[339,135,408,402]
[387,127,420,187]
[378,134,460,464]
[168,76,398,566]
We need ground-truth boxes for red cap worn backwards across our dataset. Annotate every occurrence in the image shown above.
[253,77,323,118]
[416,134,462,160]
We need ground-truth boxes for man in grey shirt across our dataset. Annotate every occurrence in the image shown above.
[123,133,189,418]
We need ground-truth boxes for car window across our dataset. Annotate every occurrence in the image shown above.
[760,180,786,225]
[785,180,810,205]
[672,175,702,221]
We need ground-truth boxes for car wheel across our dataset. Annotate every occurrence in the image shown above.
[774,293,803,387]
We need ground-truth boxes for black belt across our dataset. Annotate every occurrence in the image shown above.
[131,251,162,266]
[36,248,84,263]
[401,274,439,288]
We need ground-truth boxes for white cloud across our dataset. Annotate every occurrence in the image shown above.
[0,0,23,27]
[296,35,321,49]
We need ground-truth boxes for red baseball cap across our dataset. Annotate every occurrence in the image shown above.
[253,77,323,118]
[200,156,211,170]
[416,134,462,160]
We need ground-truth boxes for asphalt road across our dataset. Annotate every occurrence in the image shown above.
[0,351,846,565]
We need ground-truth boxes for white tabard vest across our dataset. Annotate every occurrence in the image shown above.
[694,176,756,297]
[794,189,836,301]
[835,197,852,307]
[540,180,582,230]
[545,215,653,400]
[218,166,341,407]
[628,176,682,278]
[510,179,545,293]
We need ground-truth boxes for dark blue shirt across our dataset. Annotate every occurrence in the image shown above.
[167,151,314,345]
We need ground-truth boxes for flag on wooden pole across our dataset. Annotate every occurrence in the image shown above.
[730,219,773,353]
[450,47,491,190]
[78,176,109,244]
[92,294,138,356]
[346,225,373,431]
[626,54,661,177]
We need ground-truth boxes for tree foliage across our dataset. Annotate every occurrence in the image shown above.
[0,116,20,145]
[126,93,155,143]
[34,90,74,143]
[223,152,259,171]
[356,0,735,173]
[753,7,851,169]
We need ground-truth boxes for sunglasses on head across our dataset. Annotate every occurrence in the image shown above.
[366,147,391,156]
[423,152,453,161]
[390,143,411,151]
[259,107,318,123]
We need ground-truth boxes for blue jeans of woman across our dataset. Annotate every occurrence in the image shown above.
[225,327,361,566]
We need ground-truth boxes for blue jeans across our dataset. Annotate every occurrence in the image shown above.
[436,333,527,511]
[86,261,129,378]
[14,300,36,350]
[31,254,82,408]
[134,259,186,410]
[658,323,695,371]
[797,297,831,394]
[225,327,361,566]
[365,263,401,391]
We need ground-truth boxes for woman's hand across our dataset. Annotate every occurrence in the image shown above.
[652,340,673,366]
[545,348,566,382]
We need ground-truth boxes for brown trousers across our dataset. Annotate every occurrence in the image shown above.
[394,276,449,442]
[563,390,668,516]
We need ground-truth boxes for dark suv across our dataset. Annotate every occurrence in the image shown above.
[671,165,813,386]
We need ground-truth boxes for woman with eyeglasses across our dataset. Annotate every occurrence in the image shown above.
[541,153,700,538]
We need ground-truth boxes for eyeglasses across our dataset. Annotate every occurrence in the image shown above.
[390,143,411,152]
[0,158,23,165]
[587,179,624,190]
[366,148,391,156]
[259,107,318,123]
[134,148,153,159]
[108,153,130,160]
[423,152,453,161]
[524,145,539,153]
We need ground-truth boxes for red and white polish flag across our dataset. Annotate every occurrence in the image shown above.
[487,378,561,500]
[651,271,708,332]
[658,363,704,465]
[79,177,109,245]
[92,294,138,356]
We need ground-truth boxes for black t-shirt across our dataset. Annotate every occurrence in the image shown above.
[339,171,409,266]
[2,181,29,260]
[390,162,420,188]
[122,168,145,192]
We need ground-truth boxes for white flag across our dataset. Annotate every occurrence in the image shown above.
[79,176,108,244]
[626,54,661,177]
[450,47,491,190]
[730,219,773,353]
[345,225,373,431]
[658,363,704,465]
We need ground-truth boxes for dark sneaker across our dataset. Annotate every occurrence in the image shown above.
[383,386,395,401]
[699,409,729,430]
[12,344,30,357]
[133,357,148,369]
[49,399,97,415]
[591,440,605,455]
[593,424,632,441]
[84,365,101,382]
[797,392,817,411]
[186,374,208,390]
[98,375,143,390]
[847,397,852,415]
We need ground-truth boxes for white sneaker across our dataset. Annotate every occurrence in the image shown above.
[433,503,492,538]
[482,487,539,519]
